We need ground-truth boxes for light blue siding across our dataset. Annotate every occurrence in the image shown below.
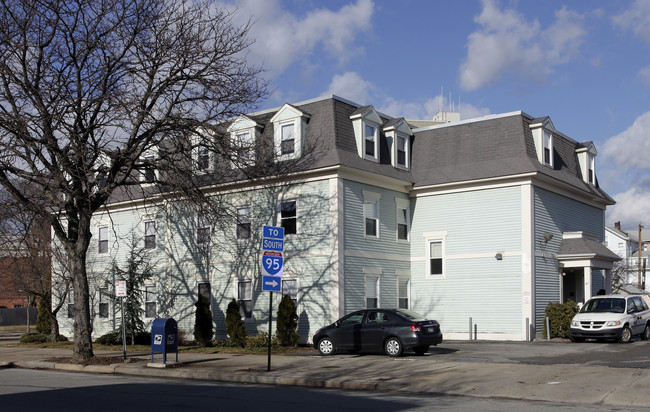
[410,186,523,336]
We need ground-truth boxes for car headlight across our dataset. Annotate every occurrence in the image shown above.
[571,320,580,327]
[314,329,321,336]
[606,320,622,327]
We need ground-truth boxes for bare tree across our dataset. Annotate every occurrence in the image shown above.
[0,0,267,360]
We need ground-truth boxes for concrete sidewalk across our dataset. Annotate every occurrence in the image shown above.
[1,344,649,409]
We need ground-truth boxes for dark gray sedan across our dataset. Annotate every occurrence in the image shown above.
[312,308,443,357]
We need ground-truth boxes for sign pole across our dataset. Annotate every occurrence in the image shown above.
[267,292,272,372]
[121,296,126,361]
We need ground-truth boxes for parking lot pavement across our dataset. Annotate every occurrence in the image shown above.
[2,339,650,408]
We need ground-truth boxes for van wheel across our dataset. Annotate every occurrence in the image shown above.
[619,326,632,343]
[642,324,650,341]
[569,336,585,343]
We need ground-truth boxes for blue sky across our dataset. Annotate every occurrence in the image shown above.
[221,0,650,230]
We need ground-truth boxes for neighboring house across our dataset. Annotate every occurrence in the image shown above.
[606,222,650,290]
[55,95,618,342]
[0,257,28,308]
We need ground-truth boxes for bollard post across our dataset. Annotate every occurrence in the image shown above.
[546,317,551,341]
[526,317,530,341]
[474,323,477,340]
[469,317,472,340]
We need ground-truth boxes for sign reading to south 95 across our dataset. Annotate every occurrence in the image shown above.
[262,251,283,276]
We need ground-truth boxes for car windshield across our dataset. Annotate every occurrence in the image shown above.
[579,298,626,314]
[393,309,427,321]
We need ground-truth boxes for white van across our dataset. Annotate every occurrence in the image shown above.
[568,294,650,343]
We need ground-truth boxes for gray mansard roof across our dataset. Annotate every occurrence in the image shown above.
[107,95,614,206]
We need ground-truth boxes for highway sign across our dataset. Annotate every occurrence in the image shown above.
[262,251,283,277]
[263,226,284,240]
[262,275,281,292]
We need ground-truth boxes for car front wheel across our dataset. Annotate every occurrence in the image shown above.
[384,337,403,357]
[318,337,335,355]
[642,324,650,341]
[619,326,632,343]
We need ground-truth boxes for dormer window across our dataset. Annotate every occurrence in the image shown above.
[271,104,310,161]
[280,122,295,155]
[543,129,553,167]
[383,118,412,170]
[139,149,158,184]
[529,117,556,169]
[364,123,378,159]
[350,105,382,163]
[192,130,214,174]
[227,116,260,167]
[576,142,597,186]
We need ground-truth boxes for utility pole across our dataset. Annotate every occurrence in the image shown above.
[639,224,644,289]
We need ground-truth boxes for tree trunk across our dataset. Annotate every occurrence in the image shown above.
[70,217,94,361]
[49,315,60,342]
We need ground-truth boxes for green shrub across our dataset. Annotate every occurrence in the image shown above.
[542,300,579,338]
[276,294,299,346]
[245,332,280,348]
[36,298,51,336]
[194,294,214,346]
[95,330,151,345]
[225,298,248,347]
[20,333,49,343]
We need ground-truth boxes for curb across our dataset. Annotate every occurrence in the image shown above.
[8,359,408,392]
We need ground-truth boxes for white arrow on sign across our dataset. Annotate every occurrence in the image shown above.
[264,278,279,288]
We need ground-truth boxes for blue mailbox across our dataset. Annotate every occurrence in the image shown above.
[151,318,178,364]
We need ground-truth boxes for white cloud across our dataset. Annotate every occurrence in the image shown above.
[459,0,585,91]
[221,0,374,77]
[638,66,650,87]
[613,0,650,44]
[324,72,376,105]
[601,111,650,172]
[606,186,650,228]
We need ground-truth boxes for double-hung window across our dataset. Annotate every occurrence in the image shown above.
[280,122,295,155]
[236,206,251,240]
[282,278,298,307]
[542,130,553,167]
[237,279,252,319]
[279,200,297,235]
[365,275,379,309]
[98,287,109,318]
[363,192,381,238]
[398,277,410,309]
[428,240,444,277]
[396,134,408,168]
[197,146,210,171]
[98,226,108,254]
[144,220,156,250]
[145,284,157,318]
[364,123,377,159]
[396,199,410,241]
[197,214,210,245]
[142,154,156,183]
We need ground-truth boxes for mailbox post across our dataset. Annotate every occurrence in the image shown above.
[151,318,178,364]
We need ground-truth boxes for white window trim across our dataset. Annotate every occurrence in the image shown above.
[143,218,156,250]
[278,199,298,237]
[98,225,109,255]
[542,129,553,168]
[196,213,211,245]
[281,277,299,308]
[364,271,380,309]
[397,271,411,309]
[395,133,410,169]
[426,237,446,279]
[395,198,410,243]
[363,121,379,162]
[235,278,254,321]
[139,148,159,184]
[144,283,157,319]
[192,131,215,174]
[236,205,252,241]
[363,190,381,239]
